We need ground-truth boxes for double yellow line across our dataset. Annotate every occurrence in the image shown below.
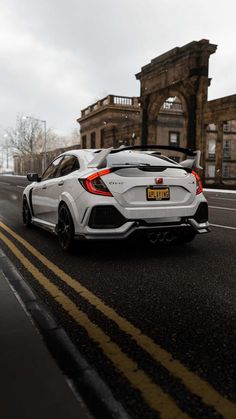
[0,221,235,418]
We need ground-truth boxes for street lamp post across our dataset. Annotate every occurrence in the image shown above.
[22,116,47,171]
[3,133,10,169]
[42,119,47,171]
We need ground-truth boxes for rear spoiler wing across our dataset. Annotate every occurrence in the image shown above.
[88,145,202,170]
[111,145,196,155]
[87,147,113,168]
[180,150,202,170]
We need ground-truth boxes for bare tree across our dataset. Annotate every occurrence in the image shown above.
[69,128,80,146]
[5,114,44,155]
[35,127,59,152]
[5,114,81,158]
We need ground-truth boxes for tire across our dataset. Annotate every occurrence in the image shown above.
[22,197,32,228]
[57,203,75,251]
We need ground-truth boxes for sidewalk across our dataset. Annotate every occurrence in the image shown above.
[0,250,92,419]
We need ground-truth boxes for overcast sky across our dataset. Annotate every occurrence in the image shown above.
[0,0,236,139]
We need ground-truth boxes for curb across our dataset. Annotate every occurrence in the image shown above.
[0,248,131,419]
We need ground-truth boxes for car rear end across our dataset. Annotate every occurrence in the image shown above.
[76,150,210,242]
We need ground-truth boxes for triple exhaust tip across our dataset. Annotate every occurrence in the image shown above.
[148,231,176,244]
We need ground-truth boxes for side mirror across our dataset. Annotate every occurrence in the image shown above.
[27,173,41,182]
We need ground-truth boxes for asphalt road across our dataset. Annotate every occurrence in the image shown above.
[0,175,236,419]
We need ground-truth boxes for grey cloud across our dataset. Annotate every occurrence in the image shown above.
[0,0,236,136]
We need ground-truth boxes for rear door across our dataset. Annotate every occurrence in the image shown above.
[32,155,81,224]
[32,156,63,222]
[55,155,81,203]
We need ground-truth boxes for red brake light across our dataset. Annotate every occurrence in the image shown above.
[192,170,203,195]
[80,169,113,196]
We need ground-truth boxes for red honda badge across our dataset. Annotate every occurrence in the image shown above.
[155,178,163,184]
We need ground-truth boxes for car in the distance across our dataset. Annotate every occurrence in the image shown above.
[22,145,210,250]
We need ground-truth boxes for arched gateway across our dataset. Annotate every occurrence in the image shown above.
[136,39,217,151]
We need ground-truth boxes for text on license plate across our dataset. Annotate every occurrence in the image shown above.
[146,187,170,201]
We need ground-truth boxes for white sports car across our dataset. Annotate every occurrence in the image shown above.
[22,145,210,250]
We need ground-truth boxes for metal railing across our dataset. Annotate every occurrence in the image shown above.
[160,100,183,112]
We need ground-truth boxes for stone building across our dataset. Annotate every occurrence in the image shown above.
[78,95,186,158]
[78,95,141,149]
[204,95,236,186]
[78,39,236,188]
[205,120,236,185]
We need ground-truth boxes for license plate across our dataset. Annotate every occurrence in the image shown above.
[146,187,170,201]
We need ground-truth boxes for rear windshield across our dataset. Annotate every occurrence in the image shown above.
[106,151,178,166]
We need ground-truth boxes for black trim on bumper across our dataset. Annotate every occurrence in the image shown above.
[193,202,208,223]
[88,206,126,229]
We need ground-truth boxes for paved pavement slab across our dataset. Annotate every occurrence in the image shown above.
[0,269,91,419]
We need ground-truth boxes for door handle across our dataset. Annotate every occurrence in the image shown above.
[42,185,47,190]
[58,181,64,186]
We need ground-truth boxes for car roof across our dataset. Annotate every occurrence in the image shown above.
[59,149,97,158]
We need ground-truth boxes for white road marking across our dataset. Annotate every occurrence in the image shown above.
[204,188,236,194]
[17,185,25,189]
[0,181,10,186]
[210,223,236,230]
[210,197,236,202]
[209,206,236,211]
[1,174,26,178]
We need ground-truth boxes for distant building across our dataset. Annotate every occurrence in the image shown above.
[205,119,236,185]
[78,93,236,188]
[78,95,186,156]
[77,95,141,149]
[77,40,236,188]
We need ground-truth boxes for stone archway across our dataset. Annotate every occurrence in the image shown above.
[136,39,217,150]
[150,90,188,151]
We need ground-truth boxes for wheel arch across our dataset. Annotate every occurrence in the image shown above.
[23,189,34,216]
[57,200,75,251]
[58,194,79,231]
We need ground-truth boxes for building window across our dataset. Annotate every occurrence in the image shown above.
[208,164,215,178]
[223,121,231,132]
[91,132,96,149]
[223,140,231,159]
[222,164,230,178]
[208,138,216,159]
[82,135,86,149]
[207,123,217,132]
[169,131,180,147]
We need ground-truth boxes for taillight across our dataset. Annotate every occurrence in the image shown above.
[192,170,203,195]
[79,169,113,196]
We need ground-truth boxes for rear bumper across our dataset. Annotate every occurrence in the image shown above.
[75,202,210,240]
[75,221,210,241]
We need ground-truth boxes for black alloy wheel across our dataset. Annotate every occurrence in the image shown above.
[57,203,75,251]
[22,197,32,227]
